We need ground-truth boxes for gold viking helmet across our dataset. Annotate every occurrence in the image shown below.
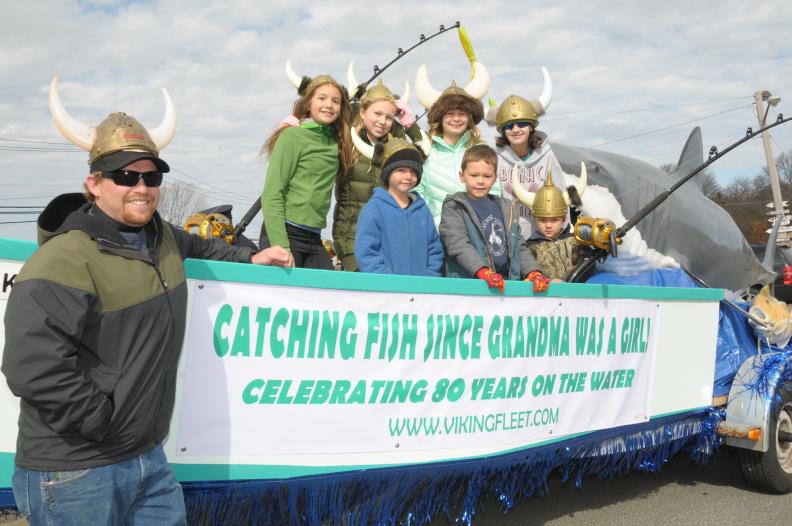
[530,173,568,218]
[414,62,490,124]
[346,62,411,104]
[349,131,429,184]
[90,113,159,165]
[380,136,418,166]
[378,136,425,184]
[495,95,541,131]
[350,120,432,162]
[361,79,395,103]
[489,67,554,130]
[48,76,176,169]
[285,61,350,98]
[510,163,589,214]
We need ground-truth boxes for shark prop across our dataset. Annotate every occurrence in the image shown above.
[550,125,782,292]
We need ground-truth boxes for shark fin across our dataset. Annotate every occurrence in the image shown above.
[671,127,704,191]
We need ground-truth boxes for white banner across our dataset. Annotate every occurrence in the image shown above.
[177,281,659,458]
[0,262,20,301]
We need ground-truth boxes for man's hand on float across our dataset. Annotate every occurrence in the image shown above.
[394,99,416,128]
[525,270,550,293]
[475,267,505,293]
[252,246,294,267]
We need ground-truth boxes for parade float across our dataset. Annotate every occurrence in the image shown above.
[1,22,791,526]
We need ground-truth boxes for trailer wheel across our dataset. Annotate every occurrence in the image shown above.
[738,386,792,494]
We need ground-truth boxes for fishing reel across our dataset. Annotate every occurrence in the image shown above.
[183,212,236,245]
[574,217,623,257]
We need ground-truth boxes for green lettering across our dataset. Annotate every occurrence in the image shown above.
[230,306,250,357]
[339,311,357,359]
[488,316,501,359]
[318,311,339,359]
[213,303,233,357]
[254,307,271,357]
[270,308,288,358]
[364,313,380,359]
[242,379,263,404]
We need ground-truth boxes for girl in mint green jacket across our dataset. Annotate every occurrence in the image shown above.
[413,63,499,226]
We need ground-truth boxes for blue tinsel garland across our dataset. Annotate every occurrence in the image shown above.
[178,409,723,526]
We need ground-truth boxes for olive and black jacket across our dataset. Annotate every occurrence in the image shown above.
[1,194,253,471]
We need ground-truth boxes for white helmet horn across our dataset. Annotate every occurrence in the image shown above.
[511,165,535,207]
[415,127,432,157]
[400,81,410,105]
[463,62,491,100]
[48,76,94,151]
[347,61,360,99]
[148,87,176,151]
[285,61,302,89]
[350,126,375,160]
[415,64,442,110]
[536,67,553,114]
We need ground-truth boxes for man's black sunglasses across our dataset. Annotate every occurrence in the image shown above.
[104,170,164,188]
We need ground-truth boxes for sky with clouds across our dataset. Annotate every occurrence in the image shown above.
[1,0,790,241]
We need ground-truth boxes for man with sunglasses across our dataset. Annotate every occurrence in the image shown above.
[2,111,291,525]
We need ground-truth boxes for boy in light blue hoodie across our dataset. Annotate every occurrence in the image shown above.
[354,138,443,276]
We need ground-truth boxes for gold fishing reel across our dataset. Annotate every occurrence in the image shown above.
[574,216,623,256]
[183,212,236,245]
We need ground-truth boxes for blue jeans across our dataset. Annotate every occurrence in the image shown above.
[11,444,186,526]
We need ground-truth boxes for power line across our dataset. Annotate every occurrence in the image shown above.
[0,137,74,146]
[0,220,37,225]
[546,96,754,123]
[588,105,751,148]
[0,146,82,152]
[168,168,256,203]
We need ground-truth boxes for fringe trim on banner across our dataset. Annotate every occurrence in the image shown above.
[181,409,723,526]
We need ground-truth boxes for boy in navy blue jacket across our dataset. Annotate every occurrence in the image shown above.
[354,138,443,276]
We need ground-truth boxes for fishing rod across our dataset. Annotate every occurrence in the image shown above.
[350,22,461,100]
[234,23,462,239]
[567,113,792,282]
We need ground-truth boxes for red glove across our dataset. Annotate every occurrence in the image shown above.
[525,270,550,293]
[476,267,505,293]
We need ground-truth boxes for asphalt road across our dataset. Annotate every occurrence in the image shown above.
[444,449,792,526]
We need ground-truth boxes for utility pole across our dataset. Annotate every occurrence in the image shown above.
[754,90,785,267]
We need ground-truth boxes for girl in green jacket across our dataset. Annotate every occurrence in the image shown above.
[332,76,425,271]
[260,68,354,269]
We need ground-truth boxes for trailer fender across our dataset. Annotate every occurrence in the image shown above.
[722,352,790,452]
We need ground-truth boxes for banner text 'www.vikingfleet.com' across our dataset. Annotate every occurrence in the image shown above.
[388,408,560,437]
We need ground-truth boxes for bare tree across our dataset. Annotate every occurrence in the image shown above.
[761,149,792,186]
[158,181,209,226]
